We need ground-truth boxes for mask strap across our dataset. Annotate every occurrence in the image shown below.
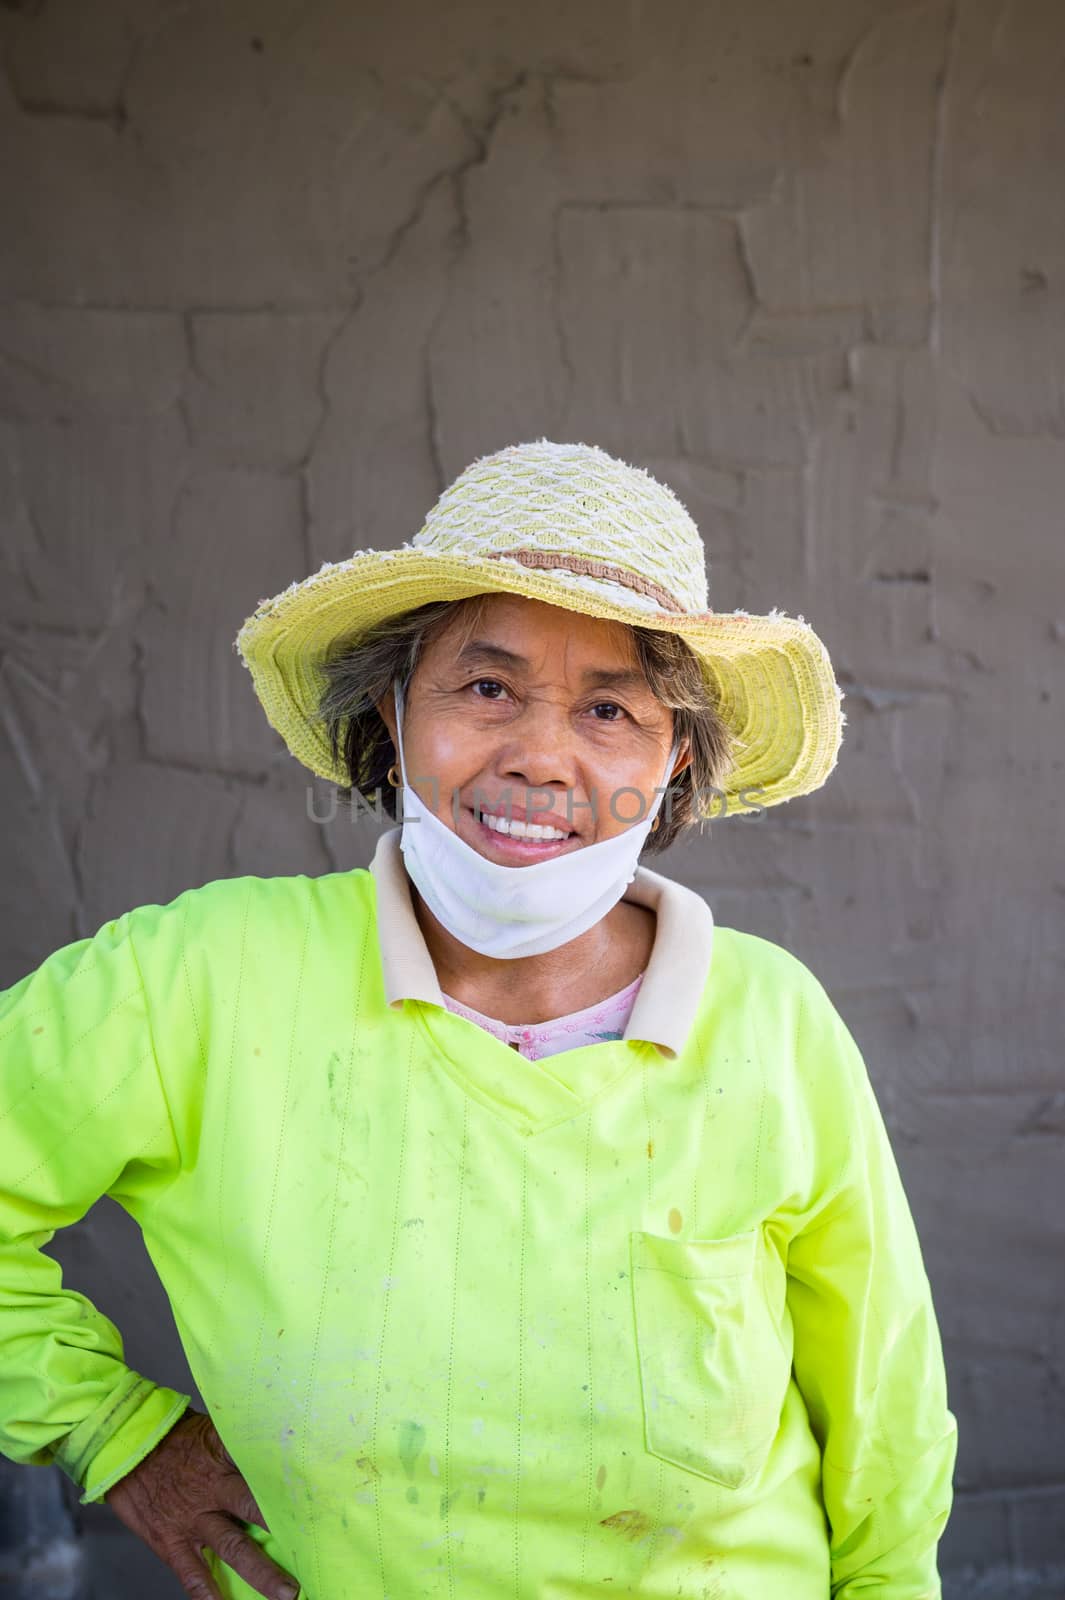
[392,679,408,786]
[653,737,680,822]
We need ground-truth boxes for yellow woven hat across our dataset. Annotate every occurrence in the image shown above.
[234,438,846,817]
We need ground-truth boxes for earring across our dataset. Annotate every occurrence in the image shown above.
[651,817,660,833]
[386,763,400,788]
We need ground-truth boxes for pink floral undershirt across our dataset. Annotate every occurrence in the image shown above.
[440,972,645,1060]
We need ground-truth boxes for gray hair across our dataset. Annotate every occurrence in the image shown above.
[312,595,736,855]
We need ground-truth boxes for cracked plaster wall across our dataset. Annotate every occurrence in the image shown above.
[0,0,1063,1588]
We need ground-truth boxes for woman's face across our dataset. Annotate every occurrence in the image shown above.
[376,594,690,865]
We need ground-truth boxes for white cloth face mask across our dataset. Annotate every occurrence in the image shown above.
[392,677,679,960]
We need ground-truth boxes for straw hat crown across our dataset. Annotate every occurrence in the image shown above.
[409,439,709,617]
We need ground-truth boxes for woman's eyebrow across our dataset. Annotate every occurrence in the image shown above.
[453,641,647,691]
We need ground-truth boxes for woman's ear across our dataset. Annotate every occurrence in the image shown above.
[671,739,693,783]
[376,688,397,745]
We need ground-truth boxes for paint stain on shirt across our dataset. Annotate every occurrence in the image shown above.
[600,1508,655,1541]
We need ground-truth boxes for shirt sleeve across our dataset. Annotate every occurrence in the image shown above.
[0,908,193,1506]
[785,972,958,1599]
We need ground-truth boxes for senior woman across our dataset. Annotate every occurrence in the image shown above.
[0,440,956,1599]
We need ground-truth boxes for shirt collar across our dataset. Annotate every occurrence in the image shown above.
[367,826,714,1061]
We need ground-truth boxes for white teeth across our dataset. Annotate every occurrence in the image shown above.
[480,812,570,841]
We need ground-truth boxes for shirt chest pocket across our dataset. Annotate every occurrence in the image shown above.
[629,1223,793,1491]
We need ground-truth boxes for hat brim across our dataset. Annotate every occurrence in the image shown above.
[233,547,845,818]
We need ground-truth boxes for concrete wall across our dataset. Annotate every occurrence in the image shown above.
[1,1,1063,1593]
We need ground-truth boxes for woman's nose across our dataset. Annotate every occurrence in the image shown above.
[498,742,580,797]
[499,751,576,791]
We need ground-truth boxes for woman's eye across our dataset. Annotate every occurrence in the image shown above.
[466,682,626,720]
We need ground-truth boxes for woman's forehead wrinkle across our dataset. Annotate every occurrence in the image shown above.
[452,640,527,672]
[452,639,650,695]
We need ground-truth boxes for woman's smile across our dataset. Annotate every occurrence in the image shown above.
[465,802,582,862]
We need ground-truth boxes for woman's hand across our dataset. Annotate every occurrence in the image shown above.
[103,1405,300,1600]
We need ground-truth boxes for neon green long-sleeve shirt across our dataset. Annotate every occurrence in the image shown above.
[0,839,957,1598]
